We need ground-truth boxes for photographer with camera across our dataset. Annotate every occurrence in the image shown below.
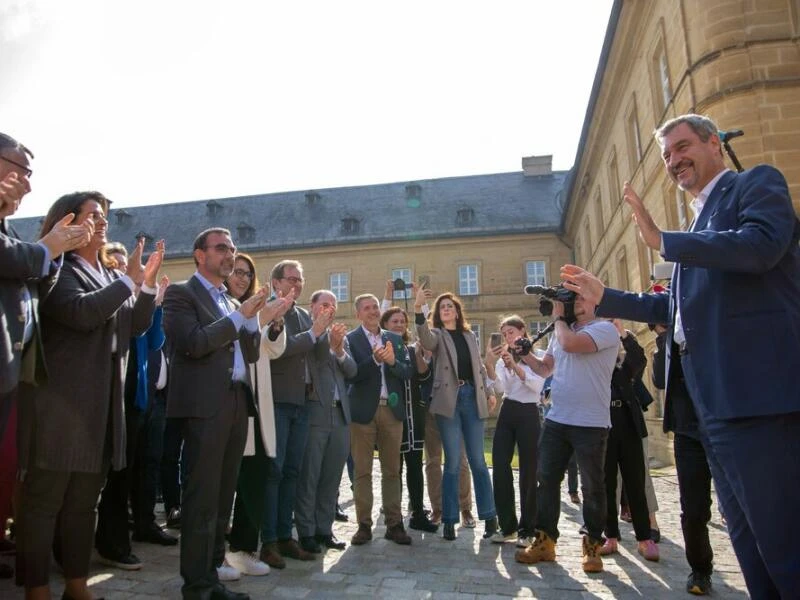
[513,285,619,573]
[484,316,546,548]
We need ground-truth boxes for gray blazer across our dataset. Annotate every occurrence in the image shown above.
[163,275,261,419]
[0,220,56,394]
[307,333,356,426]
[17,254,155,474]
[416,320,492,420]
[269,304,316,405]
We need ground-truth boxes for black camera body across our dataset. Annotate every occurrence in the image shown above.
[524,284,577,323]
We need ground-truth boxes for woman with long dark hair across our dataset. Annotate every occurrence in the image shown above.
[16,191,162,600]
[380,306,438,533]
[414,288,497,541]
[484,315,545,548]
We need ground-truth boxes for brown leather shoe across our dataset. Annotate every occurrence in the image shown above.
[277,538,315,561]
[259,543,286,569]
[350,524,373,545]
[384,524,412,545]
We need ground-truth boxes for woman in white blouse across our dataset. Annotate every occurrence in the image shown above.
[485,315,546,548]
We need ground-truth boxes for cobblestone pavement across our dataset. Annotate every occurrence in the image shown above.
[1,464,748,599]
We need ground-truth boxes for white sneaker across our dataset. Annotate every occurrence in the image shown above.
[490,531,516,544]
[225,550,270,576]
[516,535,534,548]
[216,559,241,581]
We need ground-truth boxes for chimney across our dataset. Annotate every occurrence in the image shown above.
[522,155,552,177]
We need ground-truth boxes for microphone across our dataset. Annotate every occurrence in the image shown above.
[524,285,548,295]
[718,129,744,143]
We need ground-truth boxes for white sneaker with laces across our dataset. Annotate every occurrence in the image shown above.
[516,535,534,548]
[490,531,516,544]
[224,550,270,576]
[216,559,241,581]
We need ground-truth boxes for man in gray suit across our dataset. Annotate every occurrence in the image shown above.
[0,132,93,442]
[295,290,356,553]
[259,260,332,569]
[163,228,289,600]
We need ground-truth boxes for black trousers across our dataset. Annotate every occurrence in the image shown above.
[228,417,268,553]
[161,416,184,514]
[17,467,106,587]
[180,384,248,599]
[492,399,540,537]
[603,405,650,540]
[401,448,425,516]
[674,432,713,575]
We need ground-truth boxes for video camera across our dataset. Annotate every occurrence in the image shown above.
[524,284,577,324]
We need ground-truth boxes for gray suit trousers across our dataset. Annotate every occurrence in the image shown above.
[295,401,350,538]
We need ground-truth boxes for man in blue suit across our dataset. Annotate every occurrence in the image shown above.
[346,293,414,546]
[561,113,800,599]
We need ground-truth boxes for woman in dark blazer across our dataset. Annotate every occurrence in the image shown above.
[414,289,497,541]
[380,306,438,533]
[16,191,162,600]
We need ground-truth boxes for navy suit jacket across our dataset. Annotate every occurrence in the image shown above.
[345,327,412,424]
[598,165,800,420]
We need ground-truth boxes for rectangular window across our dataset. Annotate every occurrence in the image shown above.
[458,264,479,296]
[594,189,604,240]
[329,272,349,303]
[584,218,593,255]
[627,100,643,172]
[471,323,482,352]
[659,51,671,109]
[609,152,621,208]
[391,267,412,299]
[525,260,547,287]
[616,248,630,291]
[676,188,689,230]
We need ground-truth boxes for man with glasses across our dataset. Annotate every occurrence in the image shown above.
[0,131,94,579]
[258,260,332,568]
[163,228,291,600]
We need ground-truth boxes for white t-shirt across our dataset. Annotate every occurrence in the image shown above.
[545,319,620,428]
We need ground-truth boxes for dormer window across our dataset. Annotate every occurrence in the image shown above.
[114,209,132,226]
[341,217,360,235]
[135,231,154,248]
[305,191,321,204]
[237,222,255,243]
[206,200,223,217]
[405,183,421,199]
[456,208,474,226]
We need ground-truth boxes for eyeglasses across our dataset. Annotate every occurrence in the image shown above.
[0,155,33,178]
[205,243,236,255]
[281,276,304,285]
[233,268,254,279]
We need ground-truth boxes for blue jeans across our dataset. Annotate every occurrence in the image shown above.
[260,402,309,543]
[435,383,496,525]
[536,419,608,542]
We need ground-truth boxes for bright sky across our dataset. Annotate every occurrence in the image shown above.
[2,0,614,219]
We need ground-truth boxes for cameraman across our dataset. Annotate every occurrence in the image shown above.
[514,291,619,574]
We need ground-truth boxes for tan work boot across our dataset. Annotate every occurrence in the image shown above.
[514,530,556,564]
[582,535,603,573]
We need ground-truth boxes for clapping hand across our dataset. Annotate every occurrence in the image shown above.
[259,288,295,325]
[374,341,396,366]
[39,213,95,258]
[0,172,30,219]
[329,322,348,355]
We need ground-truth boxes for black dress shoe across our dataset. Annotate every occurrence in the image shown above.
[409,513,439,533]
[133,523,179,546]
[299,536,322,554]
[211,583,250,600]
[166,507,181,529]
[482,517,499,540]
[315,534,346,550]
[443,523,456,541]
[334,504,349,522]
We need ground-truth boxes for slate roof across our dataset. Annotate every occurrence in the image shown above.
[9,170,568,258]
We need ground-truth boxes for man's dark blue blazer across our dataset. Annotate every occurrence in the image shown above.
[345,327,412,424]
[597,165,800,420]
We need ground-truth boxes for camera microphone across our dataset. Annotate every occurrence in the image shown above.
[718,129,744,143]
[524,285,547,295]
